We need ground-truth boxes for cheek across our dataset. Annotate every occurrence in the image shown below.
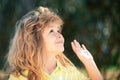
[43,39,54,49]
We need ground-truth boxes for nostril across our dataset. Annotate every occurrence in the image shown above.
[58,36,61,38]
[56,33,62,38]
[57,34,60,38]
[58,33,62,38]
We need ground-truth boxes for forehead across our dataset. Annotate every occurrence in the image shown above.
[44,19,63,31]
[49,20,62,27]
[38,14,63,32]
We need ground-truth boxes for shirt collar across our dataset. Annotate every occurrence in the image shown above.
[44,60,66,76]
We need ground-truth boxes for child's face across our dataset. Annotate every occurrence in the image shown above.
[42,21,64,55]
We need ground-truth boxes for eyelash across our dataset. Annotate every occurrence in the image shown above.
[49,29,61,33]
[50,29,54,33]
[57,30,61,33]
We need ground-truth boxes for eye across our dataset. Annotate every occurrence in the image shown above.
[50,29,54,33]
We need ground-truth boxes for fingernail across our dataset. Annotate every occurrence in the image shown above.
[74,39,77,42]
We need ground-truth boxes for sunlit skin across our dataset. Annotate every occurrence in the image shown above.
[42,21,64,74]
[42,21,103,80]
[7,6,103,80]
[71,40,103,80]
[42,22,64,54]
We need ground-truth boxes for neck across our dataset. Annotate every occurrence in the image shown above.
[43,53,57,74]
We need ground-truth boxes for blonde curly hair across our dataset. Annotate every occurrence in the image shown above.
[7,6,74,80]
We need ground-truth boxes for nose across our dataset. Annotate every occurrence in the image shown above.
[56,33,62,38]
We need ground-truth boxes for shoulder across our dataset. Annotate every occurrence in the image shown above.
[66,66,90,80]
[57,60,89,80]
[8,70,28,80]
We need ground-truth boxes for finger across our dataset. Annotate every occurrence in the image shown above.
[72,40,77,48]
[74,40,82,51]
[73,40,86,56]
[73,40,85,54]
[71,42,83,58]
[82,44,87,50]
[71,41,81,54]
[82,44,93,58]
[74,40,83,54]
[71,42,78,53]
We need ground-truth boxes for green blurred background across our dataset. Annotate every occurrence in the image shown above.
[0,0,120,80]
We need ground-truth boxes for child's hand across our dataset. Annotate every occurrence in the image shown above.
[71,40,93,64]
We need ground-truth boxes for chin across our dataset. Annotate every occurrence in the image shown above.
[55,45,64,53]
[56,48,64,53]
[51,47,64,52]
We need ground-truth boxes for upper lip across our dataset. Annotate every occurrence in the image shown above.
[56,40,64,44]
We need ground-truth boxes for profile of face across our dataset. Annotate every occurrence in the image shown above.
[42,21,64,55]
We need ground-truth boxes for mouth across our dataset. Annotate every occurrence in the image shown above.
[56,40,64,44]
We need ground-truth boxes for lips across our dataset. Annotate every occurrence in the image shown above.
[56,40,64,44]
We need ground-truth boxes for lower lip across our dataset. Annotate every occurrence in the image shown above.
[56,42,64,44]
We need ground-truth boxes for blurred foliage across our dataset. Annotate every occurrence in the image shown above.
[0,0,120,79]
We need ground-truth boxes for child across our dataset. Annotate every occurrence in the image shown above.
[7,6,103,80]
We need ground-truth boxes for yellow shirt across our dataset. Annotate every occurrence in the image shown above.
[9,61,89,80]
